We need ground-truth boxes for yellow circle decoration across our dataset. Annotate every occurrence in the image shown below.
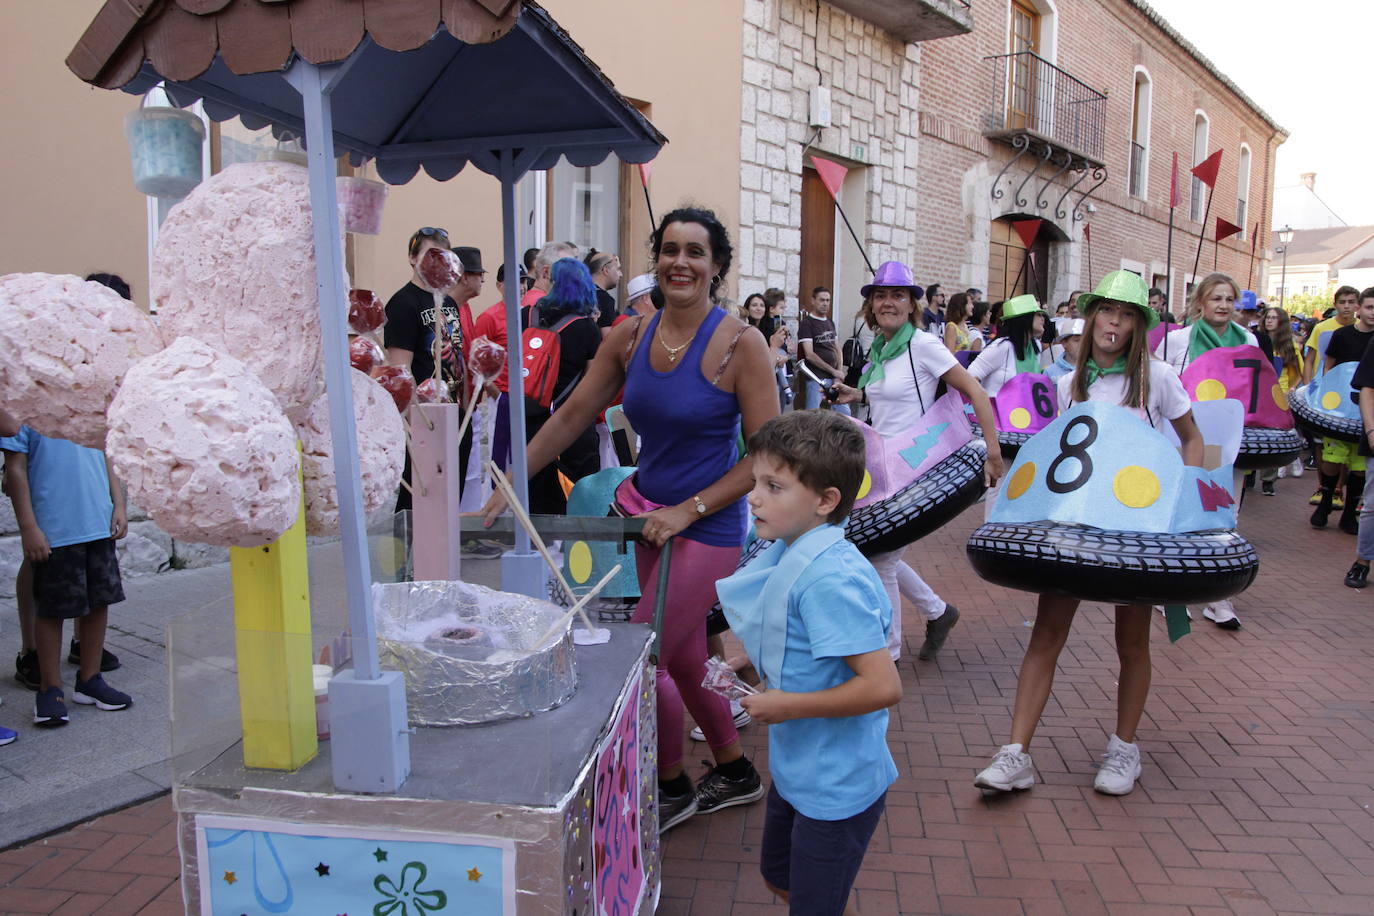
[568,541,593,584]
[1321,390,1342,411]
[1195,378,1227,401]
[1007,461,1037,499]
[1113,466,1160,508]
[1008,407,1032,430]
[856,469,872,500]
[1271,383,1289,411]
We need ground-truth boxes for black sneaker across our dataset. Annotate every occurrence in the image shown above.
[68,640,120,672]
[34,687,69,728]
[918,603,960,660]
[14,650,39,691]
[694,761,764,815]
[73,674,132,711]
[657,785,698,833]
[1261,480,1275,496]
[1346,563,1370,589]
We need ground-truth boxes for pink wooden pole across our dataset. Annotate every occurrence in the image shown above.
[407,403,463,581]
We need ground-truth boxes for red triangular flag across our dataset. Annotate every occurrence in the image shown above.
[1191,149,1223,190]
[809,156,848,201]
[1170,152,1180,208]
[1215,218,1243,241]
[636,162,653,188]
[1083,223,1091,242]
[1012,218,1042,250]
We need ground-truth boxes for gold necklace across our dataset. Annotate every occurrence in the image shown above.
[657,323,697,363]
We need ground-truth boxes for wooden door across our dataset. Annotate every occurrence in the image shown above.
[799,167,836,305]
[989,218,1048,305]
[1007,0,1040,131]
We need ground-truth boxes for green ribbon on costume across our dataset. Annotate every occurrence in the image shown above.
[1082,356,1126,387]
[1187,320,1249,362]
[1013,342,1041,375]
[857,322,915,388]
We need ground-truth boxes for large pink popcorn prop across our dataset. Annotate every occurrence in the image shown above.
[152,161,334,420]
[106,336,301,547]
[297,368,405,536]
[0,273,163,448]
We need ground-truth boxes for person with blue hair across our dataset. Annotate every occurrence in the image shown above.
[521,257,603,514]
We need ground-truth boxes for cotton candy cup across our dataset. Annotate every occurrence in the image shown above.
[0,273,164,449]
[106,336,301,547]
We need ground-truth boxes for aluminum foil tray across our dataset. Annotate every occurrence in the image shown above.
[373,580,578,727]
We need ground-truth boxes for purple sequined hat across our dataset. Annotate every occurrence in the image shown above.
[861,261,924,301]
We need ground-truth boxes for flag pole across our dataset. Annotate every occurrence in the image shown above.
[1190,184,1214,285]
[1246,223,1259,290]
[834,202,875,274]
[636,163,656,230]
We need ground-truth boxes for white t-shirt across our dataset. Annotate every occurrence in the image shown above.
[970,337,1040,396]
[1056,358,1192,432]
[865,329,958,437]
[1154,325,1258,375]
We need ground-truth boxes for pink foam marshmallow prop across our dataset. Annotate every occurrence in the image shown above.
[0,273,163,449]
[152,162,339,420]
[349,336,384,374]
[106,336,300,547]
[348,289,385,334]
[296,368,405,536]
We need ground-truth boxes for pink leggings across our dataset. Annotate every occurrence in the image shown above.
[632,537,742,771]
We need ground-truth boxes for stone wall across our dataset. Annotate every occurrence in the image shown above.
[738,0,923,325]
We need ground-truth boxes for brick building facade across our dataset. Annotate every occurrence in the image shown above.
[916,0,1286,312]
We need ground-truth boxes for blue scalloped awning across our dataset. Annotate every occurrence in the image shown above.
[122,4,664,184]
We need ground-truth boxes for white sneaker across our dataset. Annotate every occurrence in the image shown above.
[1290,459,1305,478]
[689,699,752,741]
[1201,600,1241,630]
[974,744,1034,791]
[1093,734,1142,795]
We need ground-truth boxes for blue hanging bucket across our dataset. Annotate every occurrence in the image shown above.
[124,94,205,198]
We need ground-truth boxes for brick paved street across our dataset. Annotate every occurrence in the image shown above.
[1,472,1371,914]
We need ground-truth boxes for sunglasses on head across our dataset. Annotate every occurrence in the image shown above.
[415,227,448,239]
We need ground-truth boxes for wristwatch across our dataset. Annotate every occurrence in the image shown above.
[692,494,707,515]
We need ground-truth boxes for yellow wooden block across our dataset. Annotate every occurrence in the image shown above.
[231,470,317,771]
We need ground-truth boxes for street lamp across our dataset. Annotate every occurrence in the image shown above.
[1277,224,1294,310]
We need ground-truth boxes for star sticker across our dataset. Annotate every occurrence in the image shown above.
[467,867,483,882]
[223,871,237,885]
[373,847,389,862]
[315,862,331,877]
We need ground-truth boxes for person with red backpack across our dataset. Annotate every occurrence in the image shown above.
[521,258,604,514]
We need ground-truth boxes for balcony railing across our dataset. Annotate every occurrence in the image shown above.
[1128,141,1146,197]
[984,51,1107,166]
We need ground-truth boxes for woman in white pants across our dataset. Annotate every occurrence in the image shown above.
[832,261,1003,660]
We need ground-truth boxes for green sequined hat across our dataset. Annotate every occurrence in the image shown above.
[1076,270,1159,329]
[1000,294,1045,321]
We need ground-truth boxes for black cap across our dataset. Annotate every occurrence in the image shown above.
[453,246,485,273]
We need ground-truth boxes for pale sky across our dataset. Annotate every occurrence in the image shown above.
[1142,0,1373,227]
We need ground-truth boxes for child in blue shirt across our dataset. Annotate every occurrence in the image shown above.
[2,426,131,729]
[716,410,901,915]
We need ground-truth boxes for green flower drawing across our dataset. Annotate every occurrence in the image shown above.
[373,861,448,916]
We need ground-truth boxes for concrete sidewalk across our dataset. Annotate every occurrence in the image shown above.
[2,472,1372,913]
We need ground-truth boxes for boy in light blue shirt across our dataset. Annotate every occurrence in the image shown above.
[716,410,900,915]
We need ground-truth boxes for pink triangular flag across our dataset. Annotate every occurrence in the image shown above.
[809,156,848,201]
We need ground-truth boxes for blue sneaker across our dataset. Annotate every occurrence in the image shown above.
[0,726,16,746]
[73,674,132,711]
[34,687,69,728]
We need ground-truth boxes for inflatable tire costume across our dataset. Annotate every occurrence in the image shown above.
[1290,385,1363,444]
[1234,426,1304,471]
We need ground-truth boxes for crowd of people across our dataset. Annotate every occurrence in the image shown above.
[7,210,1372,916]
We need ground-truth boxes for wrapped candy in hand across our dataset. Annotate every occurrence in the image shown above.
[701,655,758,701]
[349,335,384,374]
[469,335,506,383]
[418,247,462,291]
[348,289,385,334]
[374,365,416,412]
[415,377,450,404]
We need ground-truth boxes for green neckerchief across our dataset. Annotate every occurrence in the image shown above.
[1013,339,1041,375]
[857,321,915,387]
[1083,355,1126,387]
[1187,319,1249,361]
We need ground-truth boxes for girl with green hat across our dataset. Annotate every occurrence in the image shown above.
[970,293,1045,396]
[975,269,1204,798]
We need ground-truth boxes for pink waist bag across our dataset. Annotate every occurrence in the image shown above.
[612,473,668,517]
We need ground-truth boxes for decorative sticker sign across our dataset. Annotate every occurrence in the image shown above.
[991,401,1238,533]
[1308,361,1359,419]
[593,684,645,916]
[196,815,514,916]
[1180,345,1293,429]
[564,466,640,599]
[851,393,972,509]
[992,372,1058,434]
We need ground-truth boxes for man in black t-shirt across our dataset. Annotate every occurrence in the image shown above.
[798,286,846,412]
[585,249,621,335]
[1314,288,1374,533]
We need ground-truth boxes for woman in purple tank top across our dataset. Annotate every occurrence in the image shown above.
[482,208,779,831]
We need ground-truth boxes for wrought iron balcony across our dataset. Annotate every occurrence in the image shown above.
[1128,141,1146,198]
[983,51,1107,167]
[826,0,972,43]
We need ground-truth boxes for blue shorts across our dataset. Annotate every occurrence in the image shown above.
[759,782,886,915]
